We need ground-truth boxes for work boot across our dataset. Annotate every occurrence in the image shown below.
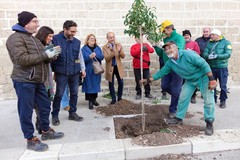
[168,112,175,119]
[68,112,84,122]
[220,101,226,109]
[89,100,93,110]
[41,128,64,141]
[165,117,183,125]
[35,117,42,134]
[27,136,48,152]
[205,120,214,136]
[145,93,154,99]
[93,99,99,106]
[52,117,60,126]
[191,95,196,104]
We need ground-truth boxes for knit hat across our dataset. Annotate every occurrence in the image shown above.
[211,29,221,36]
[18,11,37,27]
[182,30,192,37]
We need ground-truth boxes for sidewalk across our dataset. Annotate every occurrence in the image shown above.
[0,86,240,160]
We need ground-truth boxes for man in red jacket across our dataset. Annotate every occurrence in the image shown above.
[130,38,154,100]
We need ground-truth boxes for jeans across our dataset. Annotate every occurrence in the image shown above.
[13,80,51,139]
[108,66,124,102]
[60,85,69,109]
[161,71,183,113]
[52,73,79,118]
[211,68,228,102]
[134,68,150,95]
[176,75,215,121]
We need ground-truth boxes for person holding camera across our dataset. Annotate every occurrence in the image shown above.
[130,37,154,100]
[203,29,232,109]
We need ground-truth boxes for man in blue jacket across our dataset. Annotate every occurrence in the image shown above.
[141,41,217,136]
[51,20,86,126]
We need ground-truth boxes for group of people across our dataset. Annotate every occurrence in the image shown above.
[6,11,232,152]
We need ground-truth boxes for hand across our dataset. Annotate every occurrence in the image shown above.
[45,46,61,58]
[117,44,122,52]
[142,45,148,52]
[208,80,217,90]
[208,53,217,60]
[90,52,96,59]
[81,70,86,78]
[139,78,152,85]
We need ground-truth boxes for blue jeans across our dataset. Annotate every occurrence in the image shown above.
[211,68,228,102]
[13,80,51,140]
[108,66,124,102]
[161,71,183,113]
[52,73,79,118]
[176,75,215,121]
[60,86,69,109]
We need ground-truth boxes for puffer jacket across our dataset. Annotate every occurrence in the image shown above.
[6,24,49,83]
[203,37,232,68]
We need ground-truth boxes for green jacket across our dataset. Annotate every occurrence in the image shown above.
[153,50,211,82]
[154,29,185,63]
[203,37,232,68]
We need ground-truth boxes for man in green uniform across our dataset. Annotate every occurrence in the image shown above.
[141,41,217,136]
[203,29,232,109]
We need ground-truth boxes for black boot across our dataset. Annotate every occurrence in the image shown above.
[220,101,226,109]
[35,117,42,134]
[205,120,214,136]
[93,99,99,106]
[89,100,93,110]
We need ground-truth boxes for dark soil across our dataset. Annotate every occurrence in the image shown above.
[96,99,202,146]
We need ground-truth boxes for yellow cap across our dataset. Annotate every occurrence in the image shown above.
[160,20,173,32]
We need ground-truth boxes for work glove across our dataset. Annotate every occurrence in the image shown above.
[139,78,152,86]
[208,53,217,60]
[45,46,61,58]
[208,75,217,90]
[142,45,148,52]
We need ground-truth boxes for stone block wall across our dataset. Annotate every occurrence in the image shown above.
[0,0,240,99]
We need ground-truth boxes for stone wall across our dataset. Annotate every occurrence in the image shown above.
[0,0,240,99]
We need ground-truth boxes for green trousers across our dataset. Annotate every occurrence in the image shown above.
[176,75,215,121]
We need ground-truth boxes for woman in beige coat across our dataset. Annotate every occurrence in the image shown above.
[102,32,125,104]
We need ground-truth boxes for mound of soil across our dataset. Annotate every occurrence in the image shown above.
[96,99,202,146]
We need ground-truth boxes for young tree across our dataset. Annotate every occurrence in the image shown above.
[123,0,163,131]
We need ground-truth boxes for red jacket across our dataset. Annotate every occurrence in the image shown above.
[130,43,154,69]
[185,40,200,55]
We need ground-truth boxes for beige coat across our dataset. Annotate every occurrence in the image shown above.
[102,42,125,82]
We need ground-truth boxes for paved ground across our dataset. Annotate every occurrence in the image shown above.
[0,86,240,159]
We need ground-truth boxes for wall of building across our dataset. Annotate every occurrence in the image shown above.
[0,0,240,99]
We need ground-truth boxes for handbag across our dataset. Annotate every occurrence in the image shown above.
[92,57,104,74]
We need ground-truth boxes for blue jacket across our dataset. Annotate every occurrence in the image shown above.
[51,33,81,75]
[195,36,210,56]
[81,45,104,93]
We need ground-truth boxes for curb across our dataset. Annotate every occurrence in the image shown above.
[1,129,240,160]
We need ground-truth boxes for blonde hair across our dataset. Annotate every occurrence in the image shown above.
[84,34,97,45]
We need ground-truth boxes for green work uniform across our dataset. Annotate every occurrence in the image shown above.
[152,50,215,121]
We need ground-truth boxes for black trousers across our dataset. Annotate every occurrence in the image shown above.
[134,68,150,95]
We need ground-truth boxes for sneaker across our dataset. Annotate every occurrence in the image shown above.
[165,117,183,125]
[135,95,141,100]
[52,117,60,126]
[68,112,84,122]
[191,95,196,104]
[27,136,48,152]
[41,128,64,141]
[168,113,175,119]
[145,94,154,99]
[220,101,226,109]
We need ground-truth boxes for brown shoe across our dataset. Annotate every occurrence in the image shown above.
[64,106,70,111]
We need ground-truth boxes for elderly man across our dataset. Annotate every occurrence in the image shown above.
[141,41,217,136]
[150,20,185,118]
[6,11,64,152]
[195,27,211,56]
[203,29,232,109]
